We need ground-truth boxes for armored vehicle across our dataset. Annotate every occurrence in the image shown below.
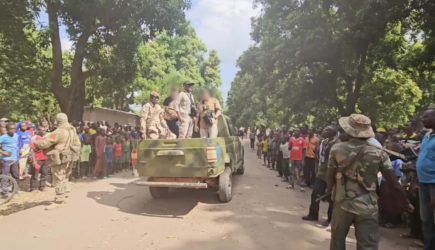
[134,115,244,202]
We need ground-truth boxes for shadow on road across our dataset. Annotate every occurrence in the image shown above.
[87,176,242,218]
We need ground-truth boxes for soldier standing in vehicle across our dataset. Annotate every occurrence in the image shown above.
[196,89,222,138]
[140,91,175,140]
[163,87,180,137]
[327,114,413,250]
[33,113,81,210]
[175,81,197,139]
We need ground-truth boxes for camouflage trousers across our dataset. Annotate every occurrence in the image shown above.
[330,204,379,250]
[178,115,194,139]
[146,126,176,140]
[51,162,72,203]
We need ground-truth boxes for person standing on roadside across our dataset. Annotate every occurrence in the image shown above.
[261,136,268,166]
[302,126,337,226]
[196,89,222,139]
[279,137,290,181]
[304,128,320,187]
[0,123,19,197]
[327,114,413,250]
[16,121,31,178]
[416,108,435,250]
[29,126,48,192]
[250,128,256,150]
[175,81,197,139]
[288,129,306,191]
[93,128,106,178]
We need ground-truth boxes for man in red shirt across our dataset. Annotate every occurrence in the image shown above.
[30,126,48,191]
[288,129,307,191]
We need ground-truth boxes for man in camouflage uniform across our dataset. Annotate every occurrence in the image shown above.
[327,114,413,250]
[33,113,80,210]
[141,91,175,140]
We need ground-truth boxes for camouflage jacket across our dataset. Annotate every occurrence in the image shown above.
[328,140,392,215]
[140,103,168,133]
[34,122,80,165]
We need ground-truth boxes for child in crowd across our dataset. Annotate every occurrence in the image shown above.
[256,138,262,159]
[261,137,268,166]
[122,136,131,171]
[29,126,48,191]
[279,137,290,181]
[105,137,114,176]
[113,138,122,172]
[80,140,91,178]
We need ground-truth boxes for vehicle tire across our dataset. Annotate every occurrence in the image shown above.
[236,151,245,175]
[236,161,245,175]
[218,167,232,202]
[0,175,18,205]
[149,187,169,199]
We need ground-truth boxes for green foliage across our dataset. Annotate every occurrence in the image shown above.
[359,69,422,127]
[228,0,433,128]
[0,0,55,121]
[134,28,223,106]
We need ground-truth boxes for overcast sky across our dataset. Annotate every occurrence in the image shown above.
[187,0,259,101]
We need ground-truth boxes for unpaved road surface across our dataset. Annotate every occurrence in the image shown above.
[0,140,416,250]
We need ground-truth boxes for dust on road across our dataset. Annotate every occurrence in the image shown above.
[0,141,415,250]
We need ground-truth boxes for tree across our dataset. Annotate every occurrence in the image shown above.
[45,0,190,120]
[228,0,430,128]
[134,27,223,105]
[0,1,56,121]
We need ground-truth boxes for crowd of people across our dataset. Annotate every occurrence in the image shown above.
[0,116,142,192]
[0,80,223,204]
[249,109,435,250]
[1,82,434,249]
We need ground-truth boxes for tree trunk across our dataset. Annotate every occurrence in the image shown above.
[343,48,368,116]
[46,0,94,121]
[47,0,66,114]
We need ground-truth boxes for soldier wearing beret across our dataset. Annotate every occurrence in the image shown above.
[140,91,175,140]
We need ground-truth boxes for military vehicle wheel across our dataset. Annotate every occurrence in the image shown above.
[236,161,245,175]
[149,187,169,199]
[218,167,232,202]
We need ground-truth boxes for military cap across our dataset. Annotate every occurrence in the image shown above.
[183,81,195,86]
[150,91,160,98]
[339,113,375,139]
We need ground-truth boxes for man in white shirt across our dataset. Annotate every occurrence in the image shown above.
[174,81,197,138]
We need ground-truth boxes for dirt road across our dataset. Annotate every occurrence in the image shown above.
[0,141,415,250]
